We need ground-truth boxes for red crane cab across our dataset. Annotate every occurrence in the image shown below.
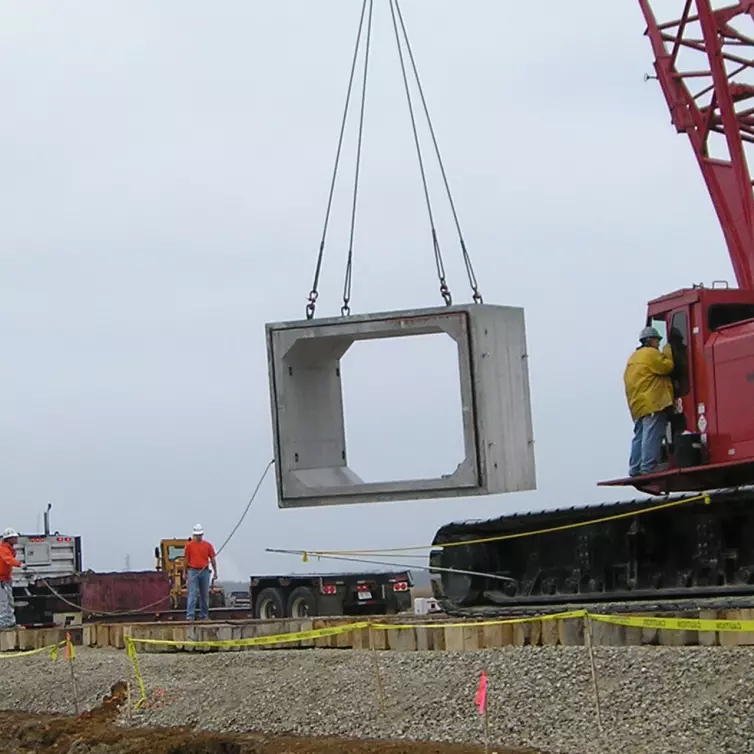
[601,283,754,494]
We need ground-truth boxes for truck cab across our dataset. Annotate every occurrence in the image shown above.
[13,533,81,589]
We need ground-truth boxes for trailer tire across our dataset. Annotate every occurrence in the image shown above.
[254,587,285,620]
[287,586,317,618]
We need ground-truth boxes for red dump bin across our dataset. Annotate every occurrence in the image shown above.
[43,571,171,618]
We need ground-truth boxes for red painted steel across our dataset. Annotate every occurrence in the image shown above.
[80,572,171,614]
[602,2,754,492]
[638,0,754,290]
[47,571,171,615]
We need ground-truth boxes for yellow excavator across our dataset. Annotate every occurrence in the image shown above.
[154,539,226,610]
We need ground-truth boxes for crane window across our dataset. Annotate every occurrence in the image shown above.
[167,546,185,561]
[670,311,690,398]
[708,303,754,330]
[670,311,688,346]
[649,317,668,343]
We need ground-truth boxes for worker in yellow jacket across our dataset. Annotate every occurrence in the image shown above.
[624,326,674,476]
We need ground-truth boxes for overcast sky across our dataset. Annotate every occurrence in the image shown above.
[0,1,739,580]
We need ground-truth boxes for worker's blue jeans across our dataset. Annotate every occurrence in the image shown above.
[629,411,668,476]
[186,567,210,620]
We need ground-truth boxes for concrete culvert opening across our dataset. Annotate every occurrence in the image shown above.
[341,333,465,483]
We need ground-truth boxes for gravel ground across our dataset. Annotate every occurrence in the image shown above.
[0,645,752,754]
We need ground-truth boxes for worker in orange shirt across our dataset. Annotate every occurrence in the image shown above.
[183,524,218,621]
[0,528,23,629]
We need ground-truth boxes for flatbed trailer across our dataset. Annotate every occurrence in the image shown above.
[15,569,414,627]
[249,570,414,619]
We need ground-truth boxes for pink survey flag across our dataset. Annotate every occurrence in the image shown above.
[474,671,488,715]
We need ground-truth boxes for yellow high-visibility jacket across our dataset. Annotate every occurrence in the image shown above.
[624,344,674,421]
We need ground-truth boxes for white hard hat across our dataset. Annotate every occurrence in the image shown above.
[192,524,204,536]
[640,326,662,342]
[2,528,18,539]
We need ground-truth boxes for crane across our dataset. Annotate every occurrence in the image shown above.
[429,0,754,615]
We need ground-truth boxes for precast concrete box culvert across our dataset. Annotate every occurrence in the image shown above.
[265,303,536,507]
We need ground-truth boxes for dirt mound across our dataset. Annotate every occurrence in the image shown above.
[0,710,536,754]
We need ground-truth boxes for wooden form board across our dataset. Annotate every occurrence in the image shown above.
[4,609,754,653]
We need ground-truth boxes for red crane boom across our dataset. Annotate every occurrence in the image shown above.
[639,0,754,290]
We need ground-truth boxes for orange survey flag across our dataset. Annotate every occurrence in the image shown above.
[474,671,488,715]
[64,632,76,661]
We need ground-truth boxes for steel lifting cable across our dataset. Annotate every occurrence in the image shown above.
[305,1,483,317]
[306,0,370,319]
[341,0,374,317]
[392,0,482,304]
[388,0,451,306]
[306,0,372,320]
[266,548,516,584]
[390,0,453,306]
[29,459,275,618]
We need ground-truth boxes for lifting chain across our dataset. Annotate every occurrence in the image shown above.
[304,0,483,319]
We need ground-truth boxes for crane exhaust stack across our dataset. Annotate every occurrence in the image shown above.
[265,303,536,508]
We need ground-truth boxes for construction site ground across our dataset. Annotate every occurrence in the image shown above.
[1,644,752,754]
[0,710,526,754]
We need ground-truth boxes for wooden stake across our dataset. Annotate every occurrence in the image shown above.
[65,637,80,716]
[369,627,386,715]
[483,705,490,754]
[583,616,603,734]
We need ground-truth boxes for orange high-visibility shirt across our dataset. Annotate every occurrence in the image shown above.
[184,539,216,569]
[0,541,21,582]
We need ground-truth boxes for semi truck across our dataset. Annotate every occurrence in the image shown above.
[10,523,414,625]
[10,506,85,626]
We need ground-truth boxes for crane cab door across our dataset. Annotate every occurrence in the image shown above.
[649,306,697,461]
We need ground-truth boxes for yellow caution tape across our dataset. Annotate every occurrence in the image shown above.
[126,638,148,708]
[589,612,754,633]
[121,606,754,657]
[126,621,370,649]
[372,610,588,630]
[382,609,754,634]
[0,640,67,660]
[119,606,754,710]
[123,622,370,708]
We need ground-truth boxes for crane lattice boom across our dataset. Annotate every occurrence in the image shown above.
[640,0,754,290]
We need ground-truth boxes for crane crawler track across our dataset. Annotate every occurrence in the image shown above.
[429,486,754,618]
